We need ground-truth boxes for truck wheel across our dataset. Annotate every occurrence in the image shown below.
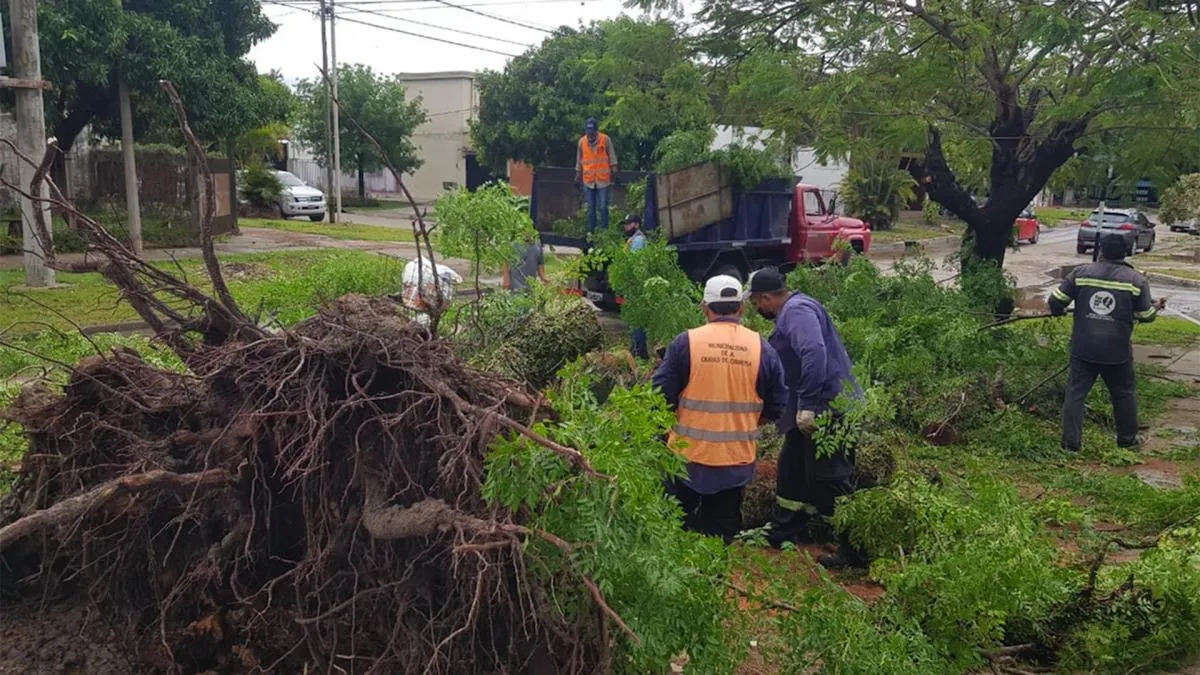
[715,265,746,283]
[1076,244,1087,255]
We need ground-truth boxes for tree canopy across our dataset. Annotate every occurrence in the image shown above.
[677,0,1200,266]
[34,0,276,151]
[471,18,714,172]
[295,64,427,198]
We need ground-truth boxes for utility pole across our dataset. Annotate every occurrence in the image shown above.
[116,0,142,254]
[319,0,334,219]
[329,0,343,223]
[5,0,55,287]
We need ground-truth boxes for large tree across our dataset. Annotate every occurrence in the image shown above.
[471,17,714,172]
[684,0,1200,267]
[32,0,276,152]
[295,64,427,199]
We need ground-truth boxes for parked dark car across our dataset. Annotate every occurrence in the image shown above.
[1076,208,1155,256]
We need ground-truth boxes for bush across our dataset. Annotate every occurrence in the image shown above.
[922,198,940,226]
[603,237,703,347]
[840,156,916,231]
[241,164,284,209]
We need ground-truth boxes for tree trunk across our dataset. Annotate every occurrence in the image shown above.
[357,159,366,199]
[909,116,1085,269]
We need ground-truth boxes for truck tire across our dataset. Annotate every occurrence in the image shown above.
[715,265,744,282]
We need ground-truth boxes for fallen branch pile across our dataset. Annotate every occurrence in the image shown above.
[0,81,619,673]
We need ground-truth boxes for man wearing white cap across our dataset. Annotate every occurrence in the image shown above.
[652,275,787,543]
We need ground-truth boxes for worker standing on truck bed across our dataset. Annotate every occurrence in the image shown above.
[1049,234,1166,452]
[747,269,866,569]
[652,275,787,544]
[575,118,618,234]
[624,214,650,359]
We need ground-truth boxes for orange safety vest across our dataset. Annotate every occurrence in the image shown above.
[579,133,612,185]
[667,322,764,467]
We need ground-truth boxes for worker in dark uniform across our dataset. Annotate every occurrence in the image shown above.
[652,275,788,544]
[1049,234,1166,452]
[747,269,865,568]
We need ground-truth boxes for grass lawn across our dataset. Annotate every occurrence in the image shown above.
[1035,206,1090,227]
[1042,314,1200,346]
[0,249,396,336]
[872,221,963,242]
[242,218,416,243]
[1151,267,1200,281]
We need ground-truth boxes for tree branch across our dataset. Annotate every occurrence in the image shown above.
[0,469,232,552]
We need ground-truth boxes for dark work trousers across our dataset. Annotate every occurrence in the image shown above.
[666,479,745,545]
[631,328,649,360]
[768,427,857,548]
[1062,356,1139,451]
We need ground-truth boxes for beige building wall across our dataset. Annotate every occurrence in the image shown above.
[398,72,478,203]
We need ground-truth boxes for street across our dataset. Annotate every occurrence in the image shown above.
[872,223,1200,324]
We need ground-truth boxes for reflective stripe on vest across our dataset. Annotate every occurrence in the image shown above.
[580,134,612,185]
[667,322,763,467]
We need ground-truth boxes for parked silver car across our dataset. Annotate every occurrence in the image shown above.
[1076,208,1156,256]
[1168,218,1199,235]
[274,171,327,222]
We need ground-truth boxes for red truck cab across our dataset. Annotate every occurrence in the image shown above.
[787,184,872,264]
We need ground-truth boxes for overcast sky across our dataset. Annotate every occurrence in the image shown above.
[251,0,638,81]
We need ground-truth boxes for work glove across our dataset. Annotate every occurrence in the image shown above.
[796,409,817,434]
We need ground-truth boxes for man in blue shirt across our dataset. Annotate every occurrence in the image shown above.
[653,275,788,543]
[623,214,649,359]
[748,268,865,568]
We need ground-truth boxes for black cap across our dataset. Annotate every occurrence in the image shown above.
[585,117,598,131]
[623,213,641,224]
[1099,233,1127,261]
[748,268,787,294]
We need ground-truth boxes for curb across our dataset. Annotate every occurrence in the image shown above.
[870,235,960,254]
[1146,271,1200,289]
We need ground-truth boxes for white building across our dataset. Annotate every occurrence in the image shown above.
[398,71,480,203]
[711,125,850,193]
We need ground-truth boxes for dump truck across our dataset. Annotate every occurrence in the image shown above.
[525,161,873,308]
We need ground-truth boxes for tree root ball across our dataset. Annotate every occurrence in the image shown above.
[0,295,603,674]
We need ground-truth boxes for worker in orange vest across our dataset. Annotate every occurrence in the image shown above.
[652,275,787,543]
[575,118,618,234]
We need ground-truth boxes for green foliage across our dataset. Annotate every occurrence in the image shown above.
[295,64,427,197]
[654,129,792,189]
[678,0,1200,264]
[483,361,740,673]
[0,331,184,382]
[1158,173,1200,226]
[35,0,276,149]
[921,199,940,226]
[464,288,603,387]
[777,576,954,674]
[471,19,714,172]
[836,472,1077,670]
[434,183,536,270]
[604,238,703,346]
[839,156,917,231]
[240,165,283,209]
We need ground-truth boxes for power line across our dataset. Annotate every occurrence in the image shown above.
[341,3,535,46]
[265,0,523,56]
[426,0,554,33]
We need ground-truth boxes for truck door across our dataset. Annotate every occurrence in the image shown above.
[801,189,835,258]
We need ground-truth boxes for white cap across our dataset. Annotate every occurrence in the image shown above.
[703,275,745,304]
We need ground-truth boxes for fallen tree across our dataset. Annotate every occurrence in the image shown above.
[0,81,737,674]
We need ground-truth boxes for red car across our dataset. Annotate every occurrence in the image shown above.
[1015,207,1040,244]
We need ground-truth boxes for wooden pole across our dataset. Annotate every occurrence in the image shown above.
[6,0,55,286]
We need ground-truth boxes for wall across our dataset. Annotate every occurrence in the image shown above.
[399,72,476,203]
[710,125,850,192]
[0,111,90,207]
